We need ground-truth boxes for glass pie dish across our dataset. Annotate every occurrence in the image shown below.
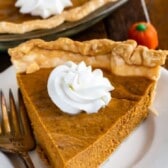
[0,0,127,50]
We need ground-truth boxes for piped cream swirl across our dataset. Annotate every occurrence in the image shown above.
[15,0,72,19]
[47,61,114,115]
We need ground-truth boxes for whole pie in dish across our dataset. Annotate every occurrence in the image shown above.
[0,0,118,34]
[9,38,167,168]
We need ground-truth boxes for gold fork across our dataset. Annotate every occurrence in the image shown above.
[0,89,36,168]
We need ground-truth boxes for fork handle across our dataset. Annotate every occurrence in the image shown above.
[19,152,35,168]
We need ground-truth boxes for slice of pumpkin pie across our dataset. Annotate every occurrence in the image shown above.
[9,38,167,168]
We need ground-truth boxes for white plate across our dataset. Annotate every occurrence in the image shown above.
[0,66,168,168]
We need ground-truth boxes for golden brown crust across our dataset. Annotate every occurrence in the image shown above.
[0,0,117,34]
[9,37,168,80]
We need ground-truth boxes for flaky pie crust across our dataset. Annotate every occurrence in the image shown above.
[9,37,168,80]
[0,0,117,34]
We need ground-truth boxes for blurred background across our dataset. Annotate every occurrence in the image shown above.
[145,0,168,50]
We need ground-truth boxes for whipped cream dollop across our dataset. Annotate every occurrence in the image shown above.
[47,61,114,115]
[15,0,72,19]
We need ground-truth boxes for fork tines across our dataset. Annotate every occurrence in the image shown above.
[0,90,11,134]
[0,89,35,149]
[0,89,22,136]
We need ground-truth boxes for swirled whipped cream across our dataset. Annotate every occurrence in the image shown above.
[15,0,72,19]
[47,61,114,115]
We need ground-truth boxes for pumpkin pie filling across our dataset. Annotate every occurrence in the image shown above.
[9,38,167,167]
[0,0,40,23]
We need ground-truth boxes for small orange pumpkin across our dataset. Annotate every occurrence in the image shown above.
[128,22,159,49]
